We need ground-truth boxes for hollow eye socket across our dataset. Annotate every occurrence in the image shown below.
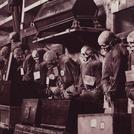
[100,44,109,50]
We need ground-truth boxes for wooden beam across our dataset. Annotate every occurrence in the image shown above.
[33,27,105,43]
[0,16,13,26]
[0,0,8,9]
[20,0,25,30]
[24,0,48,12]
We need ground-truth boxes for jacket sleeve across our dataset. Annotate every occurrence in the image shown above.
[102,44,128,94]
[94,61,102,87]
[102,53,112,93]
[22,55,35,81]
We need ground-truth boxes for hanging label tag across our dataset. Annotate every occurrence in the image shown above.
[50,87,57,93]
[125,70,134,82]
[33,71,40,80]
[100,121,105,129]
[60,70,64,76]
[53,67,59,76]
[103,96,109,109]
[3,74,6,80]
[49,74,55,80]
[111,1,119,13]
[66,85,75,93]
[20,68,24,75]
[131,65,134,70]
[46,77,49,85]
[23,107,31,119]
[84,75,95,86]
[90,119,97,128]
[128,98,134,113]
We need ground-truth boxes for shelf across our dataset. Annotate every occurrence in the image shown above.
[0,15,12,26]
[24,0,48,12]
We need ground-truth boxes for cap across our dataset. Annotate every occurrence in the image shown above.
[98,30,115,46]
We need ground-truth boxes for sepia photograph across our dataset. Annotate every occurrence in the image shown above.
[0,0,134,134]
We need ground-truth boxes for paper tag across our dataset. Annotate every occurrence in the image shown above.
[23,107,30,119]
[60,70,64,76]
[0,122,5,128]
[131,65,134,70]
[111,1,119,13]
[33,71,40,80]
[3,74,5,80]
[103,96,109,109]
[125,70,134,82]
[128,98,134,113]
[48,96,53,99]
[100,121,105,129]
[46,77,49,85]
[84,75,95,86]
[66,85,75,93]
[90,119,97,128]
[20,68,24,75]
[121,0,126,4]
[50,87,57,93]
[53,67,59,76]
[32,107,35,112]
[49,74,55,80]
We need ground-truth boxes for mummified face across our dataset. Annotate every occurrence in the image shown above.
[100,44,110,56]
[32,50,40,63]
[13,48,24,63]
[127,42,134,54]
[127,31,134,54]
[80,46,92,62]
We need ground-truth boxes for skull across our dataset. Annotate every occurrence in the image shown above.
[127,31,134,53]
[80,46,92,62]
[98,30,115,56]
[43,50,58,65]
[32,50,39,63]
[100,44,110,56]
[13,47,24,63]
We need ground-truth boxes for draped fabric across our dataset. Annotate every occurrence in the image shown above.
[65,58,104,134]
[126,52,134,101]
[102,43,129,99]
[63,58,80,89]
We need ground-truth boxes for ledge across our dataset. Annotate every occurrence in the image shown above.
[24,0,48,12]
[0,15,12,26]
